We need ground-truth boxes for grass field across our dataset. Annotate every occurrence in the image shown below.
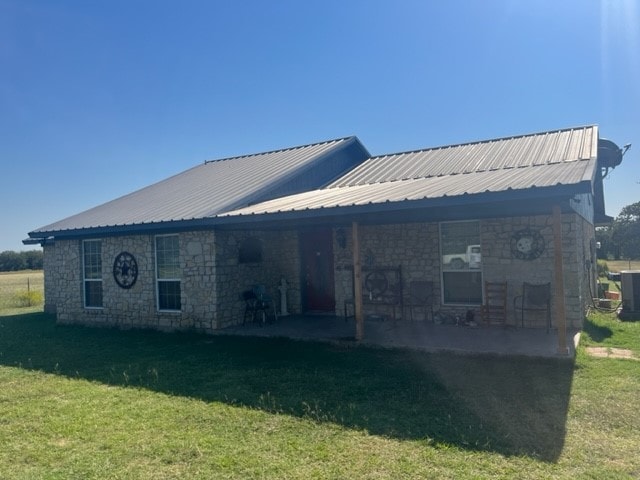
[0,308,638,479]
[603,259,640,272]
[0,270,44,314]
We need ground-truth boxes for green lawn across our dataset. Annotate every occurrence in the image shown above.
[0,310,638,479]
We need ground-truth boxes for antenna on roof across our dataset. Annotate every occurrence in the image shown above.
[599,140,631,180]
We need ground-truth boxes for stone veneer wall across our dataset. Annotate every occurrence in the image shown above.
[42,242,65,314]
[50,232,217,332]
[181,231,217,331]
[332,212,592,329]
[333,223,441,320]
[43,212,593,333]
[482,212,592,329]
[214,229,301,329]
[45,229,302,332]
[575,214,597,324]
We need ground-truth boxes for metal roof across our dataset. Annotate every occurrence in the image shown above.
[27,125,605,240]
[330,125,598,187]
[222,126,600,218]
[221,160,596,217]
[30,136,368,235]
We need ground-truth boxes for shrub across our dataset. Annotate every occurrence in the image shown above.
[596,259,609,277]
[13,289,44,307]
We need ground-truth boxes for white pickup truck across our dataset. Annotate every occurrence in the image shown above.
[443,245,481,269]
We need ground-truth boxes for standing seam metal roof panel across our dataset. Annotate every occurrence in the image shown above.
[221,158,598,218]
[30,125,601,236]
[30,136,368,234]
[218,126,600,219]
[329,125,598,188]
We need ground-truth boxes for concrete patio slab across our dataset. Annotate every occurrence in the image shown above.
[219,315,579,358]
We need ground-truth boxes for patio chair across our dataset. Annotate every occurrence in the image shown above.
[481,281,508,326]
[243,284,277,326]
[405,280,435,322]
[513,282,551,332]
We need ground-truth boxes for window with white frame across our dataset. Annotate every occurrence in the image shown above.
[440,221,483,304]
[156,235,181,311]
[83,239,103,308]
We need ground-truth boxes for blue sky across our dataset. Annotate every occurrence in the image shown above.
[1,0,638,252]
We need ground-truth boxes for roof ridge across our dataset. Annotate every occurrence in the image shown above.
[204,136,356,164]
[370,125,597,159]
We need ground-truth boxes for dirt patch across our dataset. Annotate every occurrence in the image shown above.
[585,346,638,360]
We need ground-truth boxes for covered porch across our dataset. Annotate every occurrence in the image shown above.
[219,315,580,358]
[221,200,582,356]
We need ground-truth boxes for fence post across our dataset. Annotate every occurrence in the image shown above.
[27,277,31,307]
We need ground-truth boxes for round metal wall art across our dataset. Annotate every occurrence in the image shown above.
[113,252,138,289]
[364,271,389,297]
[510,228,545,261]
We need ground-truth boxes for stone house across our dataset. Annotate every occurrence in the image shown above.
[26,125,625,344]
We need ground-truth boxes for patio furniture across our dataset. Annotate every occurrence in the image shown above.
[513,282,551,332]
[481,281,508,326]
[243,284,277,326]
[405,280,435,322]
[344,266,403,321]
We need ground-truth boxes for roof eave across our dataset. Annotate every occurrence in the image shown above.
[216,181,590,225]
[27,178,594,244]
[26,218,220,243]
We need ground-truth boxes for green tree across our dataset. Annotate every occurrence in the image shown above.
[612,200,640,260]
[0,251,26,271]
[21,250,43,270]
[0,250,43,272]
[595,226,616,259]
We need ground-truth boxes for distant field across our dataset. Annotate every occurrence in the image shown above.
[604,260,640,272]
[0,270,44,313]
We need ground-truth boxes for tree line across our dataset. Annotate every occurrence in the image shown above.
[596,200,640,260]
[0,250,44,272]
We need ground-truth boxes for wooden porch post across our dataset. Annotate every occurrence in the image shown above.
[352,221,364,341]
[552,205,568,355]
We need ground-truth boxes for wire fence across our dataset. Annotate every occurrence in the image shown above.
[0,272,45,310]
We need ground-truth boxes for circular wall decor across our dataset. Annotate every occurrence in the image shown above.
[113,252,138,289]
[364,271,388,297]
[510,228,545,261]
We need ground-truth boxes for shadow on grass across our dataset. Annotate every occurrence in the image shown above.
[582,317,613,342]
[0,312,574,462]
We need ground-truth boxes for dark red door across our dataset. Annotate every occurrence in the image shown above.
[300,228,335,312]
